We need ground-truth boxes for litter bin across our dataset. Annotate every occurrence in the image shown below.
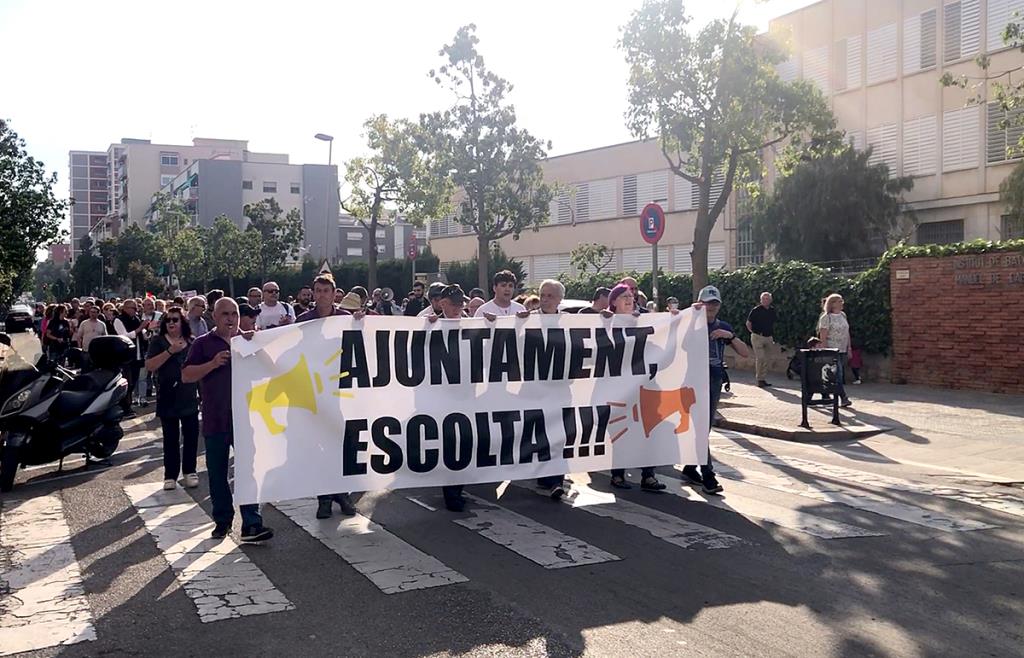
[799,348,841,428]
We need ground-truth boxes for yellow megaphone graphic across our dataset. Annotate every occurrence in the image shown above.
[246,355,322,435]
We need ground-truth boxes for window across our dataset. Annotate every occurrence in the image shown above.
[160,174,175,187]
[776,56,798,83]
[833,36,862,91]
[290,183,300,194]
[917,219,964,244]
[527,254,572,283]
[866,23,897,84]
[621,246,669,273]
[670,243,727,273]
[847,130,866,151]
[637,170,669,208]
[904,9,937,74]
[346,231,362,240]
[242,180,253,190]
[588,178,617,219]
[736,219,762,267]
[944,0,981,62]
[347,247,363,257]
[988,0,1024,52]
[802,45,830,95]
[621,175,638,215]
[159,152,179,166]
[690,167,726,210]
[263,181,277,193]
[986,102,1024,163]
[943,106,981,171]
[1002,214,1024,239]
[867,123,898,171]
[902,115,937,176]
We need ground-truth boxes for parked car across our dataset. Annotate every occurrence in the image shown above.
[2,305,34,333]
[558,299,592,313]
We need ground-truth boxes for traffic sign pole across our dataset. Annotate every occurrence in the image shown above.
[652,243,659,309]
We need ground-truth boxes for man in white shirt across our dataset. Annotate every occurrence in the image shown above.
[474,270,528,320]
[256,281,295,330]
[74,304,108,355]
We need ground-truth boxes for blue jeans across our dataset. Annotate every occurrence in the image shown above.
[686,366,724,476]
[835,353,849,402]
[204,432,262,528]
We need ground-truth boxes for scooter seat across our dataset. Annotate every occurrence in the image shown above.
[51,370,119,418]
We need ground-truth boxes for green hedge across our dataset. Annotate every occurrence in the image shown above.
[559,238,1024,356]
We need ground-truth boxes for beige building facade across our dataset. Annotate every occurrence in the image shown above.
[427,140,735,285]
[428,0,1024,284]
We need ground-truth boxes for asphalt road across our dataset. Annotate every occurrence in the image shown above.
[1,330,1022,658]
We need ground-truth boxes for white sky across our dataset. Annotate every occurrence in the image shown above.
[0,0,817,241]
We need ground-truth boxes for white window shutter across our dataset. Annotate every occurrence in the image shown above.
[671,245,693,274]
[574,182,590,223]
[803,46,830,95]
[621,246,669,273]
[846,37,862,89]
[961,0,981,56]
[528,253,571,284]
[588,178,617,219]
[904,14,922,73]
[903,115,937,176]
[943,106,980,171]
[867,123,898,170]
[673,175,693,212]
[834,39,848,91]
[866,23,897,84]
[777,56,798,82]
[636,171,669,207]
[847,130,866,151]
[708,243,727,270]
[987,0,1024,51]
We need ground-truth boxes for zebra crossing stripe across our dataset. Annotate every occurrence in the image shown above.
[712,443,1024,519]
[565,483,747,550]
[123,483,294,622]
[0,495,96,656]
[455,494,620,569]
[273,499,467,594]
[710,463,996,533]
[662,468,885,539]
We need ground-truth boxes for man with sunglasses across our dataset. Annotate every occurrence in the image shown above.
[256,281,295,330]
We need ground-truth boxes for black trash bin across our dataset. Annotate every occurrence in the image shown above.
[798,347,842,428]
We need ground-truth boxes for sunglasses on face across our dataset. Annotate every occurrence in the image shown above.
[166,316,181,324]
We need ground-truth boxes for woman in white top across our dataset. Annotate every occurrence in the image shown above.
[817,293,852,407]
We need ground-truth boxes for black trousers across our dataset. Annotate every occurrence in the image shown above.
[611,467,655,480]
[122,362,140,411]
[161,413,200,480]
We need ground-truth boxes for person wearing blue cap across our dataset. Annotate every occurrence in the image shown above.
[682,285,750,494]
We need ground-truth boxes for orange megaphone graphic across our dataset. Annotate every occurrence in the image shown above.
[246,355,322,435]
[635,386,697,438]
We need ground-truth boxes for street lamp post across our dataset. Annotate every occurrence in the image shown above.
[314,133,334,263]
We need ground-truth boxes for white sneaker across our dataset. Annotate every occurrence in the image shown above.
[163,479,176,491]
[183,473,200,488]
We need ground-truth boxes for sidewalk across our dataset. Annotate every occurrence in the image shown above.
[716,370,1024,483]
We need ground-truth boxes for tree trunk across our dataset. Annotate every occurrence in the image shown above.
[477,233,490,291]
[227,275,235,298]
[367,218,379,293]
[691,210,713,298]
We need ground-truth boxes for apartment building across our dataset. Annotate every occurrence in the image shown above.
[158,158,340,261]
[770,0,1024,244]
[68,150,109,259]
[427,139,734,285]
[48,243,71,266]
[337,214,427,264]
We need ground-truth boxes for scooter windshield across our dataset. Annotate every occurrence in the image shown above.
[0,343,39,405]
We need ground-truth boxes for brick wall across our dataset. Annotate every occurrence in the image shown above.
[890,252,1024,394]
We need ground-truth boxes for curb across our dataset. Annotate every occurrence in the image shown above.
[716,417,891,443]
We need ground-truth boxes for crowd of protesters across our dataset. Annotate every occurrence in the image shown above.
[29,269,826,545]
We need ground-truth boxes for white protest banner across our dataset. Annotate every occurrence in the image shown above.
[231,310,710,504]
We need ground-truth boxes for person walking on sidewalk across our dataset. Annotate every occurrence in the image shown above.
[682,285,751,494]
[145,306,200,492]
[182,298,274,543]
[817,293,853,407]
[746,291,777,387]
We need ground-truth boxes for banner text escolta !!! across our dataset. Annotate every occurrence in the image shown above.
[231,310,710,504]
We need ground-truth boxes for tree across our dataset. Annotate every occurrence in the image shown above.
[150,193,207,287]
[33,259,71,301]
[0,118,67,303]
[108,224,161,285]
[206,216,258,297]
[343,115,452,291]
[440,244,526,293]
[570,242,614,276]
[243,198,304,281]
[421,25,554,290]
[621,1,834,294]
[751,145,915,263]
[126,260,162,297]
[70,234,102,296]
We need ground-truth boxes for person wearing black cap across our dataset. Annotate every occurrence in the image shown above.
[417,281,446,317]
[403,280,430,316]
[578,287,611,314]
[238,304,260,332]
[428,284,471,511]
[296,275,358,518]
